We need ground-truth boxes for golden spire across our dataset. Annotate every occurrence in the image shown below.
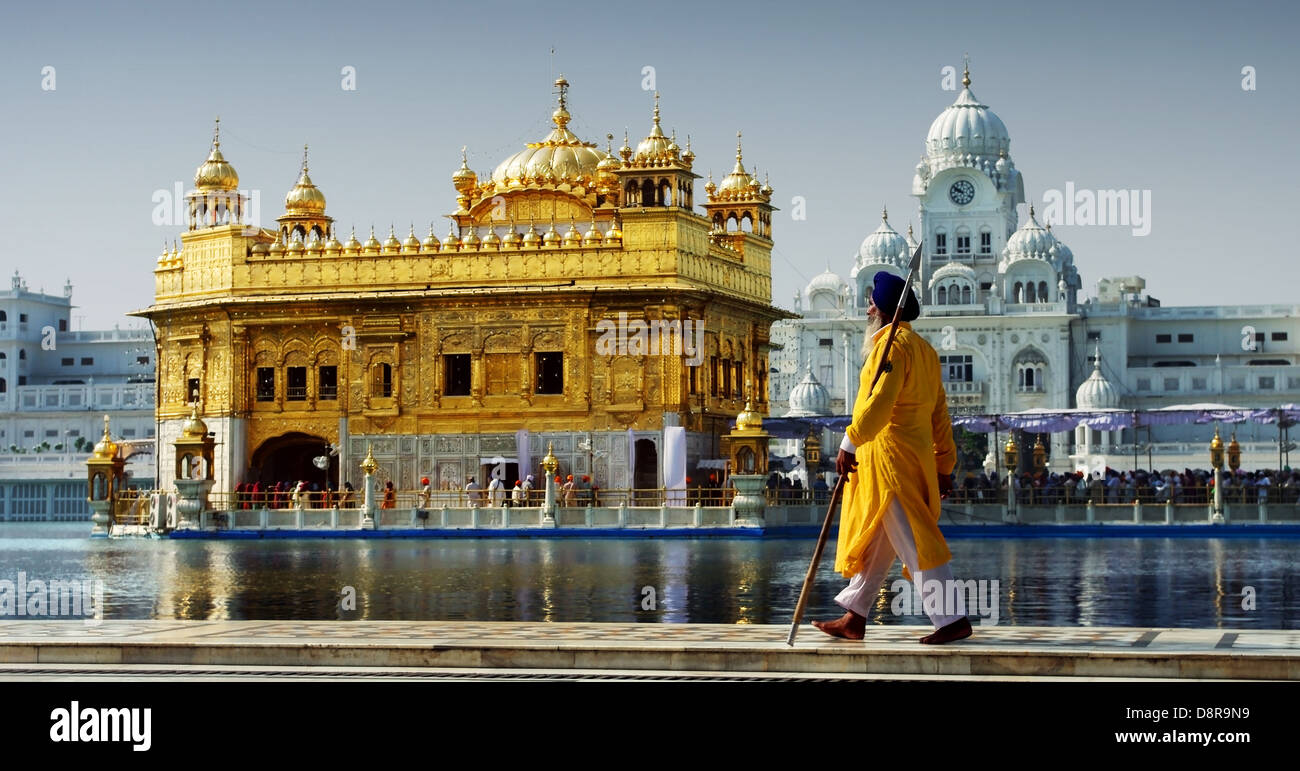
[734,130,744,170]
[360,444,377,475]
[212,116,221,150]
[552,74,570,128]
[652,91,661,130]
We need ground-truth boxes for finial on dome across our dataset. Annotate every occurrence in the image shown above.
[1028,203,1036,219]
[606,133,613,153]
[301,144,309,174]
[882,205,888,222]
[554,74,568,109]
[735,130,743,162]
[652,91,661,126]
[907,223,914,238]
[962,53,971,88]
[212,116,221,149]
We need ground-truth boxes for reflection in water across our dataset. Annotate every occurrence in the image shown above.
[1,523,1296,628]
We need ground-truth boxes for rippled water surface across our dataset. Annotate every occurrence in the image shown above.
[1,523,1296,628]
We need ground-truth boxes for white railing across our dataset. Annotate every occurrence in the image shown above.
[8,383,155,412]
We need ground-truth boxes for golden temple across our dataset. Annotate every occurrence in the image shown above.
[132,79,790,493]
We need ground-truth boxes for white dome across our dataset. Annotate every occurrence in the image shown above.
[787,367,832,417]
[1076,348,1120,409]
[926,84,1010,162]
[857,209,908,269]
[1003,206,1055,263]
[806,269,848,297]
[928,261,977,288]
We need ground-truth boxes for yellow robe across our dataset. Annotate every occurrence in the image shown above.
[834,321,957,579]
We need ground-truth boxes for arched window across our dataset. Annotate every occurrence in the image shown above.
[1026,283,1037,302]
[1013,282,1023,303]
[0,311,6,321]
[1038,281,1049,302]
[18,350,25,361]
[640,179,656,206]
[371,363,392,398]
[961,285,972,304]
[937,286,947,305]
[0,378,6,393]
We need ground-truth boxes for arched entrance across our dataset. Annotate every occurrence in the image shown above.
[251,432,338,490]
[634,438,659,499]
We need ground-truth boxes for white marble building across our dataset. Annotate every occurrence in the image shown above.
[771,67,1300,472]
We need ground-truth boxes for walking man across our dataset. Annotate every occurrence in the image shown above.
[813,271,972,645]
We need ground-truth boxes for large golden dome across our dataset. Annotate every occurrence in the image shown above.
[489,76,613,192]
[284,145,326,215]
[194,118,239,191]
[715,132,758,200]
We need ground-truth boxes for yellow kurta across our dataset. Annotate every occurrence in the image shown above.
[834,321,957,578]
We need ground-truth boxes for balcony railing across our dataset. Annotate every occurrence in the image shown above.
[5,383,154,412]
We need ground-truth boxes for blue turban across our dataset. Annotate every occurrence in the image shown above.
[871,270,920,321]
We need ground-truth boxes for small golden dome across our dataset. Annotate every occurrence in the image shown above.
[402,225,421,254]
[284,145,327,215]
[250,240,269,255]
[562,219,582,247]
[716,132,757,199]
[421,223,441,252]
[735,397,764,431]
[181,404,209,439]
[304,235,322,254]
[441,226,460,251]
[452,147,478,194]
[633,93,674,164]
[522,222,542,247]
[268,233,285,256]
[682,135,695,166]
[542,221,561,247]
[343,227,362,254]
[503,223,523,248]
[194,118,239,190]
[90,415,119,460]
[582,221,603,246]
[362,226,382,255]
[704,172,716,196]
[381,225,402,254]
[604,219,623,245]
[460,224,482,250]
[481,226,501,249]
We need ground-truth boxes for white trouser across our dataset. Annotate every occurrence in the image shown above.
[834,497,964,629]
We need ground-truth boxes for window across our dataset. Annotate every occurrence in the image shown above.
[1272,332,1288,342]
[1249,359,1289,366]
[319,366,337,400]
[1232,376,1246,390]
[722,359,732,398]
[44,429,57,438]
[535,352,563,394]
[444,355,471,396]
[934,233,947,255]
[256,368,275,401]
[371,363,393,398]
[1153,360,1196,367]
[1136,378,1151,391]
[81,357,93,365]
[979,281,993,291]
[186,378,200,403]
[688,365,698,395]
[1155,334,1171,344]
[710,356,719,397]
[733,361,744,399]
[23,430,34,438]
[122,428,136,438]
[940,355,973,383]
[818,338,832,347]
[287,367,307,400]
[19,314,27,323]
[1086,331,1101,341]
[1177,333,1193,343]
[136,356,149,365]
[1193,377,1207,390]
[58,319,67,332]
[18,376,26,386]
[1259,376,1275,390]
[1163,377,1179,391]
[956,234,971,255]
[979,232,991,254]
[18,350,25,360]
[61,358,73,366]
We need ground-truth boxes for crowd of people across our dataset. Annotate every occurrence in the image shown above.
[943,467,1300,505]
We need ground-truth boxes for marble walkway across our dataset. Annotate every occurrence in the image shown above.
[0,621,1295,680]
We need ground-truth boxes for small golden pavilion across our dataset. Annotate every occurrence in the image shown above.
[132,78,791,493]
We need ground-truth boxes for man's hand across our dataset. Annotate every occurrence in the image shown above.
[836,448,858,477]
[937,472,953,499]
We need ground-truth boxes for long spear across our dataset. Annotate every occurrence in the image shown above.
[786,242,923,646]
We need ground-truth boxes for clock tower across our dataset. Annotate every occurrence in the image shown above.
[912,63,1024,308]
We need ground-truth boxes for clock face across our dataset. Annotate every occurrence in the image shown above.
[949,179,975,205]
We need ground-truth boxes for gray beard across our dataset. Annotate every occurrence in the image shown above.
[861,316,884,360]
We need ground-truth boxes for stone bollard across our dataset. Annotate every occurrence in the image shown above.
[440,504,449,529]
[1165,499,1175,524]
[1133,500,1142,524]
[1259,502,1268,524]
[659,505,668,528]
[471,506,479,529]
[331,506,339,529]
[260,506,270,529]
[693,502,703,528]
[617,501,628,528]
[1055,504,1065,524]
[1086,500,1096,524]
[584,504,593,527]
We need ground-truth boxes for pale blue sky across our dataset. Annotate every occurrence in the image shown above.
[1,0,1296,328]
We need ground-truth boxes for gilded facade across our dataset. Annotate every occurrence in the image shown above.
[133,80,791,493]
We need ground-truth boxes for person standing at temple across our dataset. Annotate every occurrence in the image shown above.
[488,474,505,507]
[465,476,482,507]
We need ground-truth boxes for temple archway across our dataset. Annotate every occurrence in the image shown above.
[250,432,337,489]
